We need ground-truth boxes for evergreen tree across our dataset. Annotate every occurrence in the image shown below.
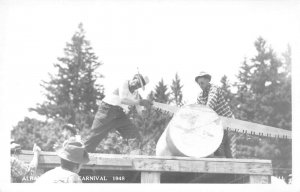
[279,44,292,129]
[234,59,256,121]
[147,91,155,101]
[11,118,46,150]
[235,37,291,129]
[30,23,104,124]
[170,73,184,106]
[220,76,233,105]
[220,75,239,117]
[12,23,104,150]
[154,79,170,104]
[233,37,291,177]
[282,45,291,77]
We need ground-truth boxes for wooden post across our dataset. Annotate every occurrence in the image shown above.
[249,175,271,184]
[141,172,161,183]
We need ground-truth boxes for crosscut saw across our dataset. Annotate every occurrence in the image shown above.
[152,102,291,140]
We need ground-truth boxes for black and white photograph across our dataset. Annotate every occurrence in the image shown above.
[0,0,299,190]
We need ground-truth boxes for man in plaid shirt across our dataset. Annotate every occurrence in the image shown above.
[195,72,235,158]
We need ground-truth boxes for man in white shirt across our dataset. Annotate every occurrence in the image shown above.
[84,73,152,153]
[35,140,89,183]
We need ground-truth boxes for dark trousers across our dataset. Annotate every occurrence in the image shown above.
[84,102,140,153]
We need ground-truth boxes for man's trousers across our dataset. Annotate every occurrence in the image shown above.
[84,102,140,153]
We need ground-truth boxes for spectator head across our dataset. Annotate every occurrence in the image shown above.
[62,124,77,139]
[10,139,21,155]
[57,140,89,174]
[195,72,211,90]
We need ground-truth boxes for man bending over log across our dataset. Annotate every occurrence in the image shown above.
[84,73,152,153]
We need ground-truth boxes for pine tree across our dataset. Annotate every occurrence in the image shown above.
[170,73,184,106]
[147,91,155,101]
[282,45,291,77]
[30,23,104,124]
[12,23,104,150]
[154,79,170,104]
[11,117,46,150]
[234,59,256,121]
[220,75,240,118]
[279,44,292,129]
[236,37,291,129]
[243,37,291,126]
[220,75,232,103]
[233,37,291,177]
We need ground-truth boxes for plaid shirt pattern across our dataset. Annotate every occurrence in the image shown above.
[197,84,234,118]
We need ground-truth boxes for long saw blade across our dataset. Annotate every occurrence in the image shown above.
[152,102,291,140]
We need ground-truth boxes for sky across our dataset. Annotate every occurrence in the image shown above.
[0,0,299,131]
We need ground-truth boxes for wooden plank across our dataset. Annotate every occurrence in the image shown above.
[21,150,272,163]
[141,172,160,183]
[132,159,272,175]
[249,175,271,184]
[21,150,56,156]
[94,156,132,167]
[19,151,272,175]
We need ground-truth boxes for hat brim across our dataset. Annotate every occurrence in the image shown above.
[195,75,211,82]
[57,149,90,164]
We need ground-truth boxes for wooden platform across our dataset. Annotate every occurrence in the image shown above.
[19,150,272,183]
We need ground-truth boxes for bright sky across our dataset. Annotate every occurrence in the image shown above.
[0,0,299,131]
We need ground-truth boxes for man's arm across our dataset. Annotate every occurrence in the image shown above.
[197,92,205,105]
[121,96,152,108]
[28,144,41,176]
[119,81,152,107]
[120,97,140,106]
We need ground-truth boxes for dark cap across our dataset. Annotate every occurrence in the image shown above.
[62,124,77,135]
